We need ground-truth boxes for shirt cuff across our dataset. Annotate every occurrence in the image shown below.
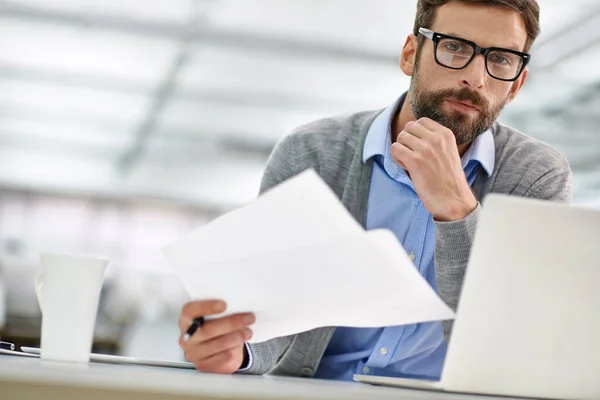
[236,342,253,372]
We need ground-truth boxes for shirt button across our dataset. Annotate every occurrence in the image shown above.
[379,347,388,355]
[408,253,416,262]
[362,366,371,374]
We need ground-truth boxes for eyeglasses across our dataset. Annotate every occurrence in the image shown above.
[418,28,530,82]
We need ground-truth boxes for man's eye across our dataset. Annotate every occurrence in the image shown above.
[444,42,464,52]
[489,53,510,65]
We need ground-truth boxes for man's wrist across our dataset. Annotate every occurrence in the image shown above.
[434,193,478,222]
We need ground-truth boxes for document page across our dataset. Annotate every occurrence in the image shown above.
[163,170,454,343]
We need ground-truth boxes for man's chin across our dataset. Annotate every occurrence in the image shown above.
[429,112,472,131]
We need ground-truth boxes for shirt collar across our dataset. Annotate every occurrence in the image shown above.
[461,128,495,177]
[362,94,404,163]
[362,93,495,177]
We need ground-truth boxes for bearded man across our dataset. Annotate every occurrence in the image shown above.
[178,0,571,382]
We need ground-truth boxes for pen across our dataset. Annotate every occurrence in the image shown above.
[0,341,15,351]
[184,317,205,341]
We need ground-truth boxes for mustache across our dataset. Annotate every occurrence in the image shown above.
[436,88,487,109]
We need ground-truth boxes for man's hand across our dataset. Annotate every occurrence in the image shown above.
[391,118,477,221]
[178,300,255,374]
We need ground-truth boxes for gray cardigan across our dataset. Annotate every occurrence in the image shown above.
[241,108,572,378]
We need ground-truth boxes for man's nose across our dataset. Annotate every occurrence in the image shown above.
[459,54,487,89]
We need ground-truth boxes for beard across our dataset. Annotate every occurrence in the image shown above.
[408,72,507,145]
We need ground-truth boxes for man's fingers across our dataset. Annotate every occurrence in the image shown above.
[396,130,425,152]
[185,313,255,344]
[414,118,455,143]
[183,328,253,362]
[179,300,227,331]
[192,346,245,374]
[391,142,418,169]
[402,120,433,139]
[415,117,444,132]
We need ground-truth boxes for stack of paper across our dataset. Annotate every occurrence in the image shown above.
[162,169,454,343]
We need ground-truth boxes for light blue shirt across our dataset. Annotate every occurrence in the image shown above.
[314,94,495,382]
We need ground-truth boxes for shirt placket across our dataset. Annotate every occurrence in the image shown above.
[362,200,429,371]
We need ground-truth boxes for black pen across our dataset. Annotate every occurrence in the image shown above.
[184,317,205,341]
[0,341,15,351]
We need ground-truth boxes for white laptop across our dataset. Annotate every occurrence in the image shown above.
[354,194,600,400]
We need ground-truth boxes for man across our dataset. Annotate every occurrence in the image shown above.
[178,0,571,382]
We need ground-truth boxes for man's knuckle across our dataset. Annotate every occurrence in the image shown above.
[233,331,246,346]
[413,154,424,166]
[226,348,239,362]
[431,136,443,147]
[422,145,434,157]
[222,331,244,348]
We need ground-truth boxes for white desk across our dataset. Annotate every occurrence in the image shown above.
[0,354,527,400]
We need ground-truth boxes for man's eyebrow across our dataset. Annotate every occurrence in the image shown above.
[446,32,523,52]
[495,43,523,52]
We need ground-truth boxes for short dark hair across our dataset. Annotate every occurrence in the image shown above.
[413,0,540,52]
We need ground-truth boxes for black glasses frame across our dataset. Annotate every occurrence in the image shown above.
[418,28,531,82]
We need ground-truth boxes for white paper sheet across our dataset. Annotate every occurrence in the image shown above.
[163,169,454,343]
[163,170,363,269]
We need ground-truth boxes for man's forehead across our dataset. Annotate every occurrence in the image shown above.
[431,2,528,51]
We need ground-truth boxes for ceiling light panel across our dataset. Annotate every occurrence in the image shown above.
[0,17,178,84]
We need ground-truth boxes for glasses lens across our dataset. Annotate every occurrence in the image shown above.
[436,38,475,68]
[486,50,524,80]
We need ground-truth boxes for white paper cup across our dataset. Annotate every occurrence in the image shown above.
[36,253,108,363]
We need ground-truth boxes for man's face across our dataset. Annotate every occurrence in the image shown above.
[407,1,529,145]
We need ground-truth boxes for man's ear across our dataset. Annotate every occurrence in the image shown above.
[506,66,528,104]
[400,34,418,76]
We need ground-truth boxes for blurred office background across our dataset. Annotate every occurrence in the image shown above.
[0,0,598,361]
